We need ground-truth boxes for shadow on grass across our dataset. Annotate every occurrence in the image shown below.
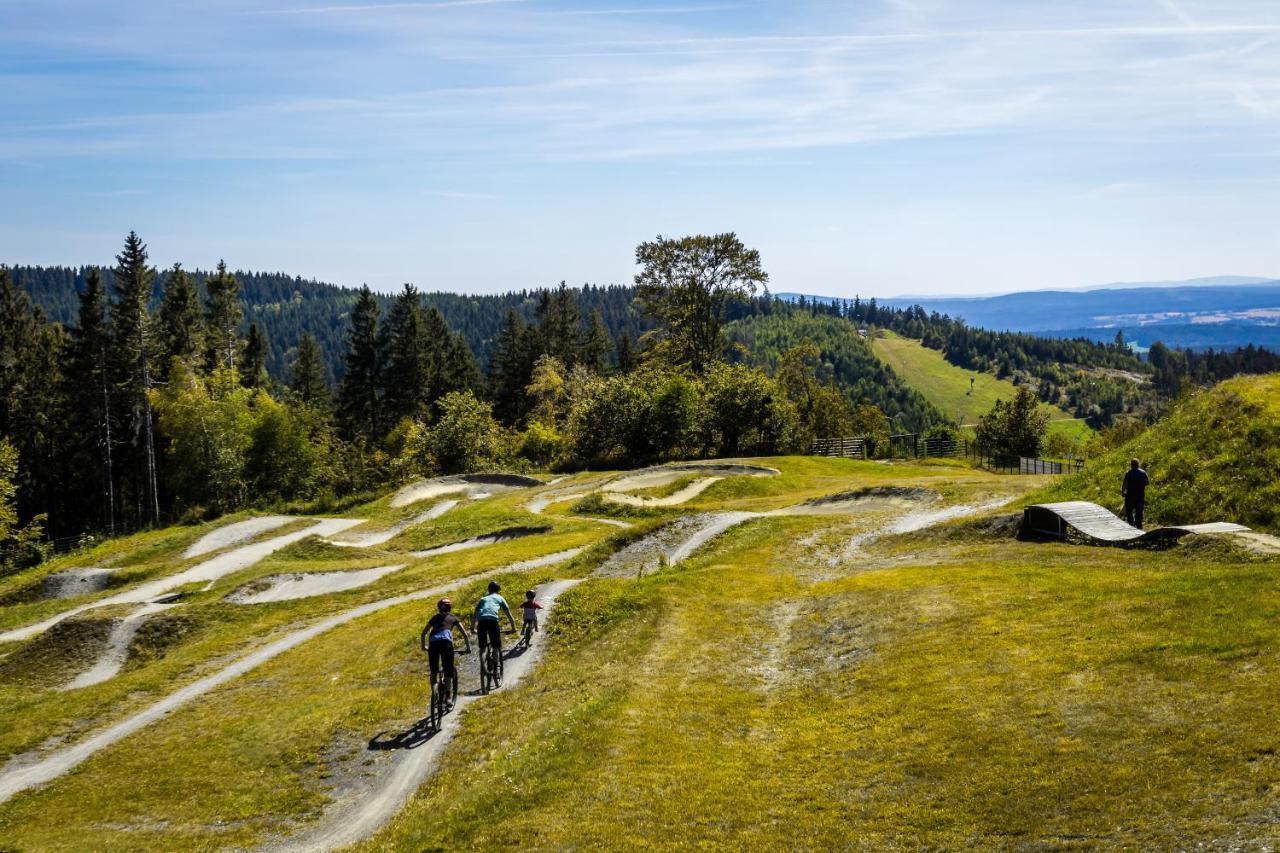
[369,717,437,751]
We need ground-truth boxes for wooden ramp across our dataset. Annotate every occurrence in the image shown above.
[1023,500,1250,545]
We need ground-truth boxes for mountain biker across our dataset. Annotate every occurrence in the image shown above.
[472,581,516,661]
[1122,458,1149,528]
[519,589,543,638]
[420,598,470,709]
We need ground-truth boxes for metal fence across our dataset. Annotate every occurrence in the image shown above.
[811,433,1083,475]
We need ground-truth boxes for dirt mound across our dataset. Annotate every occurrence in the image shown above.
[408,526,552,558]
[805,486,938,505]
[0,568,114,606]
[461,473,543,488]
[604,463,778,494]
[0,616,116,687]
[226,565,406,604]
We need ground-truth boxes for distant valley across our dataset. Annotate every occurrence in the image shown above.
[782,277,1280,351]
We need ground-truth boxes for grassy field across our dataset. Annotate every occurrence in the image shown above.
[1,454,1277,848]
[872,331,1090,443]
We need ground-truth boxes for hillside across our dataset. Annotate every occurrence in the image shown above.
[871,331,1092,442]
[2,456,1278,847]
[1033,373,1280,531]
[727,314,946,431]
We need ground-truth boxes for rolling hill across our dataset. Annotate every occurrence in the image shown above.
[871,331,1092,442]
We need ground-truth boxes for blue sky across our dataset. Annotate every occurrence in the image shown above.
[3,0,1279,296]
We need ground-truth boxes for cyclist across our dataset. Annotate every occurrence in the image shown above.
[519,589,543,641]
[420,598,470,710]
[472,580,516,662]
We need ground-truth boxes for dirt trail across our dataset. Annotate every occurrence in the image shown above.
[407,526,548,559]
[328,502,458,549]
[0,548,585,805]
[832,497,1014,565]
[604,477,723,508]
[0,517,362,644]
[58,602,173,691]
[226,565,407,605]
[265,578,583,852]
[183,516,295,559]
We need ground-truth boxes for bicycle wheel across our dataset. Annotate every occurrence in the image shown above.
[480,647,492,695]
[493,645,504,687]
[430,676,444,730]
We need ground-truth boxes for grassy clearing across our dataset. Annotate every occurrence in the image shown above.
[2,455,1277,848]
[874,331,1078,429]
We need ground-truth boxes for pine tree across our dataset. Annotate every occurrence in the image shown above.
[289,334,330,407]
[205,260,243,372]
[580,309,611,374]
[440,332,481,399]
[536,283,581,366]
[0,267,67,534]
[615,330,637,374]
[382,284,430,422]
[66,268,117,531]
[242,322,268,388]
[488,308,530,424]
[157,263,203,374]
[337,285,383,440]
[110,231,161,526]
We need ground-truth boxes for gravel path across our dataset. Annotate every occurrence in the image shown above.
[183,516,295,559]
[0,518,362,643]
[263,578,583,852]
[0,546,585,805]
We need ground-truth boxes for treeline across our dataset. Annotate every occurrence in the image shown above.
[11,265,653,384]
[0,232,888,565]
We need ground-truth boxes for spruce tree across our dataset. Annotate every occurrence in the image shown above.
[66,268,117,531]
[157,263,203,374]
[382,284,430,422]
[580,309,611,374]
[0,267,66,533]
[242,322,268,388]
[205,260,243,372]
[615,330,637,374]
[536,283,581,366]
[110,231,161,526]
[289,334,330,407]
[337,285,383,440]
[488,308,529,424]
[440,332,481,399]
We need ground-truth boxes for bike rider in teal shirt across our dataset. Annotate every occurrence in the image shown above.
[471,581,517,659]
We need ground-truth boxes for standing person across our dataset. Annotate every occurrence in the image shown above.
[471,580,517,660]
[420,598,470,710]
[1122,458,1149,528]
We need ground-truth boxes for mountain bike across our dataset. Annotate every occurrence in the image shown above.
[430,648,468,731]
[519,618,536,649]
[479,630,514,695]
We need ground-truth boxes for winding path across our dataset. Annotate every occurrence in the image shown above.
[266,578,582,852]
[0,548,584,806]
[0,517,363,644]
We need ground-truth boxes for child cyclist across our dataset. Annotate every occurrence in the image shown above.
[519,589,543,642]
[420,598,470,709]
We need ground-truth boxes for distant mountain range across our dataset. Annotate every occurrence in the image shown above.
[779,277,1280,351]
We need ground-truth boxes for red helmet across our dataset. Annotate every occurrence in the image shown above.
[437,598,452,612]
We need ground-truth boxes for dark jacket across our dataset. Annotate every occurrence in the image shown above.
[1122,467,1149,499]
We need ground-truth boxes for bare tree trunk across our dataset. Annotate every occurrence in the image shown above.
[100,369,116,534]
[140,356,160,527]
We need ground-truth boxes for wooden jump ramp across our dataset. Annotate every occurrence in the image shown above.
[1022,500,1249,546]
